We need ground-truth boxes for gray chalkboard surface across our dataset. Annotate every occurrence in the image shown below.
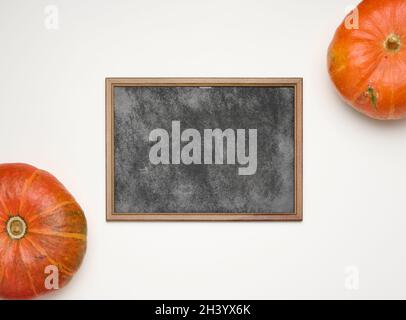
[106,78,302,221]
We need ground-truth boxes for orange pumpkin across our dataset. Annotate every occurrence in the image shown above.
[0,163,86,299]
[328,0,406,120]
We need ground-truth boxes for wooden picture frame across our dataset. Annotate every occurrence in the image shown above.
[106,78,303,221]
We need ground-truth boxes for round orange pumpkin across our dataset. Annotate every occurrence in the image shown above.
[328,0,406,120]
[0,163,86,299]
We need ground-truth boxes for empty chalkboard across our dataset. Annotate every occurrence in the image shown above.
[106,78,302,221]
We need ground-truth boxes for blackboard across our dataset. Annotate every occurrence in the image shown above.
[106,78,302,221]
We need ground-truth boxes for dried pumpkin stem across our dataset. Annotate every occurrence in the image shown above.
[385,33,401,52]
[6,216,27,240]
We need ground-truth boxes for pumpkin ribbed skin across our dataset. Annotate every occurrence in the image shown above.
[0,163,86,299]
[328,0,406,120]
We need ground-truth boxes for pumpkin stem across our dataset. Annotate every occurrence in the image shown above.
[385,33,401,53]
[6,216,27,240]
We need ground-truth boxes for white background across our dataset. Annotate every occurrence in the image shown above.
[1,0,406,299]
